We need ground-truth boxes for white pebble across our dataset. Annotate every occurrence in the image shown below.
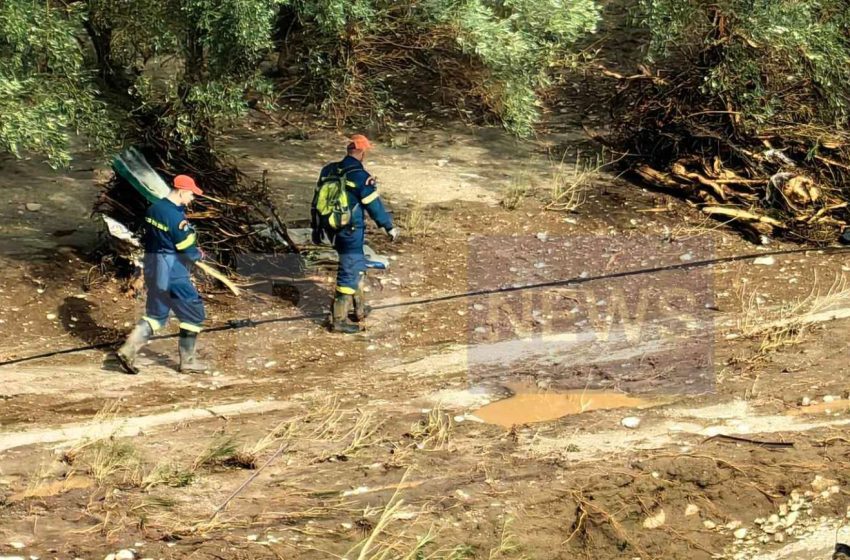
[734,528,748,539]
[621,416,641,429]
[785,511,799,527]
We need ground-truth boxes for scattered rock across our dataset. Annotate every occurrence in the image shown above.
[643,509,666,529]
[811,475,839,493]
[536,232,549,242]
[784,511,799,527]
[9,545,25,551]
[25,203,42,212]
[263,361,277,368]
[685,504,699,517]
[734,528,748,539]
[46,313,56,321]
[779,504,788,517]
[801,396,812,406]
[247,535,258,542]
[774,533,785,543]
[104,555,115,560]
[621,416,641,429]
[726,520,742,530]
[823,395,837,403]
[753,256,775,266]
[115,551,134,560]
[703,520,717,530]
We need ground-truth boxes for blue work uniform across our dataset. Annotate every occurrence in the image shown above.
[317,156,394,294]
[141,198,205,333]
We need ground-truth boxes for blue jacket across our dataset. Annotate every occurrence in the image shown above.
[142,197,201,291]
[315,156,394,237]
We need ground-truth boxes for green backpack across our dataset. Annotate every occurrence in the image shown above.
[312,164,359,231]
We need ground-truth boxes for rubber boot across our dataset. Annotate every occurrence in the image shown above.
[178,329,209,373]
[331,293,361,334]
[351,276,371,323]
[115,320,152,375]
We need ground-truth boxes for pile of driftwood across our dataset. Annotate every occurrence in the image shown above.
[92,136,298,289]
[601,45,850,245]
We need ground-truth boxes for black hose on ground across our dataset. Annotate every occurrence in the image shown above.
[1,245,848,368]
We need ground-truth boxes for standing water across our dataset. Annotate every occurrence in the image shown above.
[472,390,647,428]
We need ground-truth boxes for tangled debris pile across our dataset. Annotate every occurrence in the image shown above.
[607,0,850,244]
[93,142,297,281]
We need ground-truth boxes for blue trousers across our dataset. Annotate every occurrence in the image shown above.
[143,274,206,333]
[333,228,367,295]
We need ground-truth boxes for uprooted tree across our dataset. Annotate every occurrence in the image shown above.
[609,0,850,244]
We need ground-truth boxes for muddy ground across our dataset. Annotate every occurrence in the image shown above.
[4,5,850,558]
[3,115,850,560]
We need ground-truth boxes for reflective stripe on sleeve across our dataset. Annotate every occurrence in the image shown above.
[175,232,197,251]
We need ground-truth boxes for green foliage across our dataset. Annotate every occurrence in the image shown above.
[640,0,850,127]
[183,0,283,78]
[287,0,600,135]
[90,0,284,147]
[0,0,599,165]
[0,0,115,167]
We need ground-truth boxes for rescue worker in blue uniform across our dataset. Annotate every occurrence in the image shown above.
[313,135,400,333]
[115,174,209,374]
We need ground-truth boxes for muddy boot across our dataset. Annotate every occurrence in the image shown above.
[331,293,361,334]
[114,320,152,375]
[178,329,209,373]
[351,277,371,323]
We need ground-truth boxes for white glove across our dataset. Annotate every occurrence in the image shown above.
[387,227,400,242]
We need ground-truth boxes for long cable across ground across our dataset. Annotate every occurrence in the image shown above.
[1,245,848,368]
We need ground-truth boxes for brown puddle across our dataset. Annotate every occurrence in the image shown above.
[788,399,850,416]
[472,390,647,428]
[9,476,93,502]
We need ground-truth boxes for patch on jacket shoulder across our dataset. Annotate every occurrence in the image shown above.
[178,220,189,231]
